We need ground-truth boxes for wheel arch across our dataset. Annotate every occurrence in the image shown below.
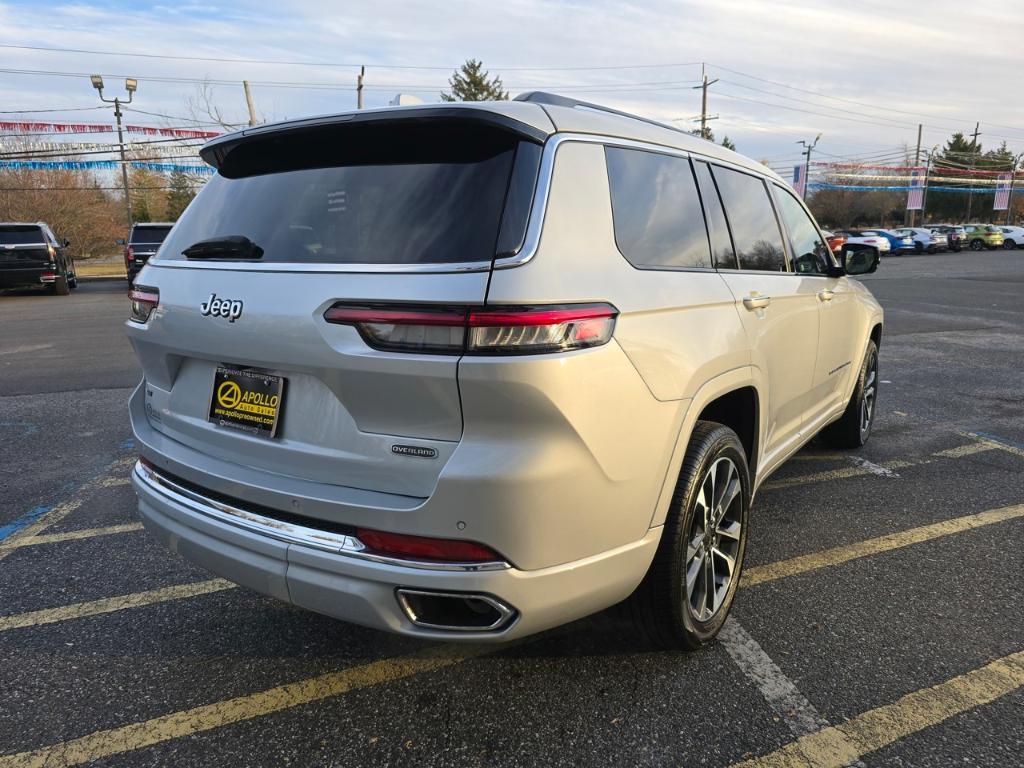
[647,367,763,530]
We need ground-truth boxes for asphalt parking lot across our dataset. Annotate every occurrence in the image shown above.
[1,251,1022,767]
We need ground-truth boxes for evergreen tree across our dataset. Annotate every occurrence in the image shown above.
[721,135,736,151]
[165,172,196,221]
[441,59,508,102]
[691,126,715,142]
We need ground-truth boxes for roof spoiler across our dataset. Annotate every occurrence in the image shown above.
[199,106,553,172]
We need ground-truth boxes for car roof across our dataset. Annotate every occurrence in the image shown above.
[200,93,784,185]
[132,222,174,228]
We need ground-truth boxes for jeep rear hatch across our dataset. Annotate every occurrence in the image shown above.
[130,110,549,500]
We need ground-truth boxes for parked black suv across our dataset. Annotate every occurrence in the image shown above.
[122,223,173,283]
[0,222,77,295]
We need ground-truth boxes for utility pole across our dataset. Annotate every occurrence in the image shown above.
[691,63,718,139]
[1005,152,1022,225]
[920,145,939,223]
[966,121,981,222]
[90,75,136,232]
[357,66,365,109]
[797,134,821,201]
[243,80,258,126]
[906,123,922,226]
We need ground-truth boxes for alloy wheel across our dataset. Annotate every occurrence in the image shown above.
[684,456,743,622]
[860,348,878,438]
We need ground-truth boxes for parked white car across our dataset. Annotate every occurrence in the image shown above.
[998,226,1024,249]
[892,227,943,254]
[839,230,891,254]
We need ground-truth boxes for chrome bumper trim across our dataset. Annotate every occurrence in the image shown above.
[134,461,510,572]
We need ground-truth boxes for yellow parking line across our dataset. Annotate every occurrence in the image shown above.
[0,579,235,633]
[962,432,1024,460]
[932,442,993,459]
[742,504,1024,587]
[0,645,489,768]
[0,456,135,562]
[761,440,992,491]
[99,477,131,488]
[8,523,144,548]
[732,649,1024,768]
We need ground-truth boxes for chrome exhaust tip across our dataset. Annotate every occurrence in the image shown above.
[395,588,517,632]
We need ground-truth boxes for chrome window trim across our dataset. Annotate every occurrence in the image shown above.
[151,259,495,274]
[135,461,511,572]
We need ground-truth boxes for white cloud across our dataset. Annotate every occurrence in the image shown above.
[0,0,1021,162]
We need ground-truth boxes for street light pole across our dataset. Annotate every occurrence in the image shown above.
[91,75,137,232]
[797,134,821,201]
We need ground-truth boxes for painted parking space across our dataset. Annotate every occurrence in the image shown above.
[1,256,1022,766]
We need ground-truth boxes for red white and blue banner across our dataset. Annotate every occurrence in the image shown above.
[792,164,805,197]
[993,173,1013,211]
[906,168,925,210]
[0,159,213,174]
[0,121,220,139]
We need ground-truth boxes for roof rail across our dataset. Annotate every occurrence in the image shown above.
[514,91,692,139]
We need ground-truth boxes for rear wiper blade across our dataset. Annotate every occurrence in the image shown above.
[183,235,264,260]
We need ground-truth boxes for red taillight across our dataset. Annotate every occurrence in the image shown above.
[356,528,504,563]
[324,303,618,355]
[128,285,159,324]
[124,245,134,270]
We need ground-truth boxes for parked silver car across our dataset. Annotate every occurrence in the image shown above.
[127,94,883,648]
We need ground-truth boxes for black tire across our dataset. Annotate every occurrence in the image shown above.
[1004,240,1016,250]
[970,239,985,251]
[626,421,750,650]
[821,339,879,449]
[50,272,70,296]
[914,241,924,254]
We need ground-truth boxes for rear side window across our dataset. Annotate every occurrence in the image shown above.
[773,186,832,275]
[130,226,172,245]
[0,225,44,246]
[158,121,536,265]
[605,147,712,270]
[711,166,787,272]
[693,161,737,269]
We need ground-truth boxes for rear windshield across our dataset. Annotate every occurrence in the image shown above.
[158,121,539,265]
[0,225,44,245]
[130,226,172,245]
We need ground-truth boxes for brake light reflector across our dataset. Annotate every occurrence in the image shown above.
[356,528,504,563]
[324,303,617,355]
[128,285,159,324]
[124,245,134,270]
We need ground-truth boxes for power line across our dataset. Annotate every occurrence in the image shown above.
[0,43,701,72]
[0,105,108,114]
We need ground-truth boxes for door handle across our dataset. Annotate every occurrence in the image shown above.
[742,295,771,310]
[818,289,835,302]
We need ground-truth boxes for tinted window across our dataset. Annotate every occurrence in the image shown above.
[773,186,832,275]
[158,121,528,265]
[693,160,737,269]
[711,166,787,272]
[605,147,711,269]
[0,225,44,245]
[130,226,172,245]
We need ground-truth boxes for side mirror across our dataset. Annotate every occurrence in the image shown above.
[116,238,126,246]
[62,238,70,248]
[840,244,879,275]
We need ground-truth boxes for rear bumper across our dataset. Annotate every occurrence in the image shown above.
[132,458,661,641]
[0,267,48,288]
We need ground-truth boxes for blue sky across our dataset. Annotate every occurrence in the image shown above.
[1,0,1023,172]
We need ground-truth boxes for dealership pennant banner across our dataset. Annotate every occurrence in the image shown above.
[812,182,1001,194]
[0,121,220,139]
[0,159,214,174]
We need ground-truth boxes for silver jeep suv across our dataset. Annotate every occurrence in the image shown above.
[127,93,883,647]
